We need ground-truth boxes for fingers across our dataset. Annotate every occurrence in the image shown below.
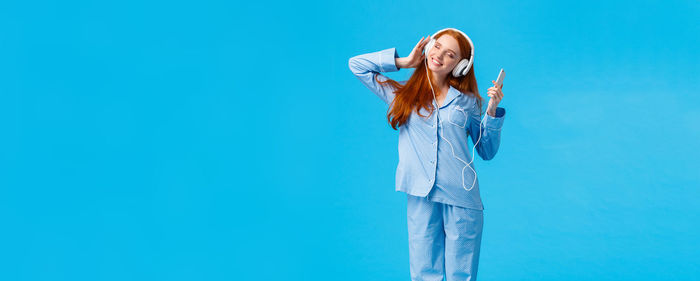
[494,90,503,100]
[414,36,425,51]
[487,92,503,101]
[412,36,431,60]
[490,89,503,100]
[492,80,504,90]
[415,36,430,48]
[489,81,504,95]
[420,35,430,50]
[487,84,504,101]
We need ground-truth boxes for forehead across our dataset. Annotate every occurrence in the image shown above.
[435,35,460,54]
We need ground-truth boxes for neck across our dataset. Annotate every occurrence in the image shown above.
[429,71,449,95]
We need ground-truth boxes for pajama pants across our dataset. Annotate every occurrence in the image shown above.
[407,194,484,281]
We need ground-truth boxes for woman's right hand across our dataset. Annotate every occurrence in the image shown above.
[396,35,430,69]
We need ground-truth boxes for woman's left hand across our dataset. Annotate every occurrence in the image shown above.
[486,80,504,117]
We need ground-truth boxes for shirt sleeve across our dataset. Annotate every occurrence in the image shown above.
[467,105,506,161]
[348,47,401,105]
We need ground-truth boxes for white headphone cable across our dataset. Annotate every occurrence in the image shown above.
[424,58,487,192]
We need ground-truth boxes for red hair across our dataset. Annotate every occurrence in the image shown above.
[378,29,483,130]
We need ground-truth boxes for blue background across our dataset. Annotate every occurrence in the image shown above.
[2,0,698,280]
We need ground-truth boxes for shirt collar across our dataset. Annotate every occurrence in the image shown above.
[437,85,461,109]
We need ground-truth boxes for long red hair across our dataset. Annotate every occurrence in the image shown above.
[377,29,483,130]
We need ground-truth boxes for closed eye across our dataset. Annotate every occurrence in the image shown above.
[436,45,455,58]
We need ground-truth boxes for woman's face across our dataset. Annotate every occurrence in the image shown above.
[427,35,462,78]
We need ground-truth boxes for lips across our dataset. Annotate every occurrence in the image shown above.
[430,57,443,67]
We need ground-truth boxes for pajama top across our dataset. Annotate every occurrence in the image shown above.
[348,47,506,210]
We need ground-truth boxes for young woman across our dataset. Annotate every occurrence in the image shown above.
[348,28,506,281]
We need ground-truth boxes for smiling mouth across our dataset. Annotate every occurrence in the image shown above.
[430,57,443,67]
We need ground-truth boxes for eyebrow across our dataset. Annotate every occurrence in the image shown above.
[436,42,457,55]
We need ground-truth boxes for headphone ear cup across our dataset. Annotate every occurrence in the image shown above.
[452,59,469,77]
[423,39,435,57]
[462,58,473,77]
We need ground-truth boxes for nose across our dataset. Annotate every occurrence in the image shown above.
[435,50,445,59]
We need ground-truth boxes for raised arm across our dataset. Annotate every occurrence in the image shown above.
[348,35,433,104]
[348,47,401,104]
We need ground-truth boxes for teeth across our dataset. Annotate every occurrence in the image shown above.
[431,58,442,66]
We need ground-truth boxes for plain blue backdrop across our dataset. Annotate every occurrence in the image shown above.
[1,0,698,280]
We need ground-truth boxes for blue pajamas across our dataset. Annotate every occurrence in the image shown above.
[407,194,484,281]
[348,47,505,210]
[349,47,503,281]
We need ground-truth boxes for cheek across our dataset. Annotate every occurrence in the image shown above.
[446,59,459,69]
[429,50,438,58]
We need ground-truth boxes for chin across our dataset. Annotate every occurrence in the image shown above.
[429,67,447,77]
[427,65,442,73]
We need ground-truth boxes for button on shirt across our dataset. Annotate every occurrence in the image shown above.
[349,47,505,210]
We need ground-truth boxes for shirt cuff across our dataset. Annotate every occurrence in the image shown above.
[379,47,400,72]
[483,107,506,130]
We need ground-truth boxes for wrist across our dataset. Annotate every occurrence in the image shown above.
[395,57,407,69]
[487,108,496,117]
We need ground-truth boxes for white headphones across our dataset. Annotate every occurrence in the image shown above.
[423,28,475,77]
[423,27,485,192]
